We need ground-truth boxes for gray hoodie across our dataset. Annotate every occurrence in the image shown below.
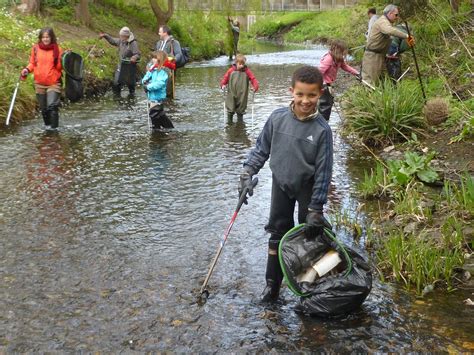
[103,33,140,66]
[244,106,333,211]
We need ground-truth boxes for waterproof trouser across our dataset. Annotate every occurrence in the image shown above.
[361,50,385,86]
[386,57,402,82]
[37,91,60,128]
[149,103,174,129]
[262,177,313,300]
[113,69,136,95]
[318,84,334,121]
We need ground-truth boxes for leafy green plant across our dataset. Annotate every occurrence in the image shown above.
[387,151,439,186]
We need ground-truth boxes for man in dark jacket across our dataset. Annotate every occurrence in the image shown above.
[238,66,333,302]
[100,27,140,95]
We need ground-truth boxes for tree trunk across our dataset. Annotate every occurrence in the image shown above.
[75,0,92,27]
[149,0,174,29]
[18,0,40,14]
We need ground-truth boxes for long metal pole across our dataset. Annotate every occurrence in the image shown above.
[6,77,21,126]
[199,178,258,296]
[404,20,426,101]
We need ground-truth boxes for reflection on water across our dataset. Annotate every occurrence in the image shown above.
[1,46,473,352]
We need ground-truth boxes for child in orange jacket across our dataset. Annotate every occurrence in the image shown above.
[21,27,64,130]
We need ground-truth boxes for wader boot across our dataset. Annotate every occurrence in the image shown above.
[48,108,59,129]
[37,94,50,128]
[236,113,244,121]
[261,240,283,302]
[46,91,60,130]
[227,112,234,123]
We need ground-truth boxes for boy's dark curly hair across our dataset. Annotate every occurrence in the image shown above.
[291,66,323,88]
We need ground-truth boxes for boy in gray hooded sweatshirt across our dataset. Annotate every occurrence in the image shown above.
[238,66,333,302]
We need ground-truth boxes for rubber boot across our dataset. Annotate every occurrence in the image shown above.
[42,110,51,127]
[37,94,50,128]
[227,112,234,123]
[49,108,59,129]
[236,113,244,121]
[261,243,283,302]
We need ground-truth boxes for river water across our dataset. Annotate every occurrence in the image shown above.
[1,45,473,352]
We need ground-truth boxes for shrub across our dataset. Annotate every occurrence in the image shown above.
[343,78,425,145]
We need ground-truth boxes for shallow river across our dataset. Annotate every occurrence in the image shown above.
[1,44,473,352]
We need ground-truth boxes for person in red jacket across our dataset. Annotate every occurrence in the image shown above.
[318,40,359,120]
[21,27,64,130]
[220,54,259,123]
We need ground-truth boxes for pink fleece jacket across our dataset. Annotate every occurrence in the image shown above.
[319,52,359,85]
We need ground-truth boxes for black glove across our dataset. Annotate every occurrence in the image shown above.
[238,170,254,205]
[305,210,332,238]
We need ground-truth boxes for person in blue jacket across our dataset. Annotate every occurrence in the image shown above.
[142,50,174,129]
[238,66,333,302]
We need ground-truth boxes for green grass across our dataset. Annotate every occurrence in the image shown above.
[377,228,464,294]
[343,78,425,145]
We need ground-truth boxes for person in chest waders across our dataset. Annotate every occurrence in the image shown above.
[228,16,240,60]
[220,54,259,123]
[142,51,174,130]
[238,66,333,302]
[21,27,64,131]
[99,27,140,96]
[155,25,184,99]
[361,4,415,86]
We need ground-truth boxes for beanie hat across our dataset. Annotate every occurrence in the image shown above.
[119,27,131,36]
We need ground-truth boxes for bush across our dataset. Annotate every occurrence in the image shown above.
[343,78,425,145]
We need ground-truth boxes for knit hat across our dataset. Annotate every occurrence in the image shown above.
[119,27,131,37]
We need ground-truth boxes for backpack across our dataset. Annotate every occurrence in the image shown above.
[176,46,190,68]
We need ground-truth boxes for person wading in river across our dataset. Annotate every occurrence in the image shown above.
[220,54,259,123]
[238,66,333,302]
[99,27,140,96]
[318,40,360,121]
[361,4,415,85]
[21,27,64,131]
[228,16,240,60]
[142,51,173,130]
[155,25,184,98]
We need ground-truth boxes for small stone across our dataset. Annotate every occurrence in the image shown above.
[403,222,418,234]
[462,271,471,281]
[383,145,395,153]
[463,298,474,306]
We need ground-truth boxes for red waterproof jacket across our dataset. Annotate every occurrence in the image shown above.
[26,44,64,86]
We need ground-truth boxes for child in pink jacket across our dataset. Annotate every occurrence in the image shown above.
[318,40,360,120]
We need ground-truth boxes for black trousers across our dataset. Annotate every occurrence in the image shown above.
[149,103,174,129]
[318,84,334,121]
[265,176,313,248]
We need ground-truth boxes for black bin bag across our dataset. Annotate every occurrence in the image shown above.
[279,224,372,317]
[62,51,84,102]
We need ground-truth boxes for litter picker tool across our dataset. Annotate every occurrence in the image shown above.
[198,177,258,302]
[6,75,22,126]
[251,91,255,131]
[397,67,411,83]
[404,20,426,101]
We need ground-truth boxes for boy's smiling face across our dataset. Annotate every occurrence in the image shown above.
[290,81,323,119]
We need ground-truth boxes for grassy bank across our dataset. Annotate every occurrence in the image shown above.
[0,1,237,126]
